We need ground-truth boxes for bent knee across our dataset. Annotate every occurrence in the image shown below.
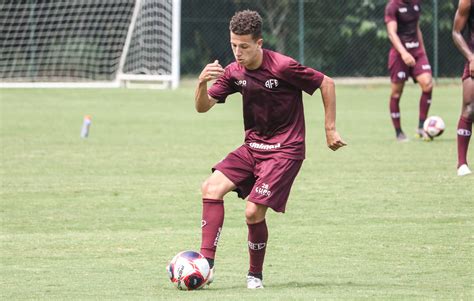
[245,206,266,224]
[245,209,259,224]
[421,81,433,93]
[463,103,474,121]
[201,179,226,199]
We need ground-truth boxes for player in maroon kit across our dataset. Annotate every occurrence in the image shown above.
[385,0,433,141]
[194,10,346,289]
[453,0,474,176]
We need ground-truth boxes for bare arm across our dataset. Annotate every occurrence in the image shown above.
[386,21,416,66]
[194,60,224,113]
[452,0,474,77]
[319,76,347,151]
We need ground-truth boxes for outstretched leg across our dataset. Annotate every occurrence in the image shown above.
[245,201,268,289]
[390,82,407,141]
[457,77,474,176]
[200,170,236,264]
[416,72,434,140]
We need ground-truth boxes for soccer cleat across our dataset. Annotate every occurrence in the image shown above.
[396,132,409,142]
[415,128,433,141]
[457,164,472,176]
[246,275,264,289]
[206,267,214,286]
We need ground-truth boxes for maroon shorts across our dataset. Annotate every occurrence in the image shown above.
[388,47,432,83]
[213,145,303,213]
[462,61,473,81]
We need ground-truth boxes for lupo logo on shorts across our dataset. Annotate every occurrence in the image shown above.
[255,183,272,197]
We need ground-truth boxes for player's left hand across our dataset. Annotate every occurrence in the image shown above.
[325,130,347,151]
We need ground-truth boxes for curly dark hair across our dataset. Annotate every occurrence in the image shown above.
[229,10,262,40]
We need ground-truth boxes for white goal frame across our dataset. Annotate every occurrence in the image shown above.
[0,0,181,89]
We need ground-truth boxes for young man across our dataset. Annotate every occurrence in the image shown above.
[385,0,433,141]
[195,10,346,289]
[452,0,474,176]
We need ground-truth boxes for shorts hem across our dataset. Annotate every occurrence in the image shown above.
[212,167,248,200]
[248,198,286,213]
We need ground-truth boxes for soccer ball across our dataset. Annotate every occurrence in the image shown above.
[423,116,445,138]
[167,251,210,290]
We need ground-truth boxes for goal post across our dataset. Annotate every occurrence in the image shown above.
[0,0,181,89]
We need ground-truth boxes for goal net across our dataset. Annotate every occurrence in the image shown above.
[0,0,181,88]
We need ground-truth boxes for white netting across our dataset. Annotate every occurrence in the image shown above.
[0,0,135,82]
[123,0,173,76]
[0,0,179,87]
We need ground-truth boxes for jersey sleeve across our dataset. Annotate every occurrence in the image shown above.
[280,59,325,95]
[207,66,237,103]
[384,1,398,24]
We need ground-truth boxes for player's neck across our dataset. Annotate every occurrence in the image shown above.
[245,49,264,70]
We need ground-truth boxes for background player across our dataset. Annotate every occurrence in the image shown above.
[452,0,474,176]
[195,10,346,289]
[385,0,433,141]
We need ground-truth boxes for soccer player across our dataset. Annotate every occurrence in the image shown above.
[194,10,346,289]
[452,0,474,176]
[385,0,433,141]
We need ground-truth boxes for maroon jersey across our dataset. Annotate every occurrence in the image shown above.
[385,0,422,49]
[208,49,325,160]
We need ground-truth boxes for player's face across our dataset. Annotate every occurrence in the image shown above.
[230,32,263,69]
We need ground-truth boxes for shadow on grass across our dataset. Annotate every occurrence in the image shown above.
[215,280,369,290]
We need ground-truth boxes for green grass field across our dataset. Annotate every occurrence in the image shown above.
[1,83,472,300]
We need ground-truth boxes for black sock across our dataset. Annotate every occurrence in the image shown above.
[248,271,263,280]
[395,128,403,136]
[206,257,214,268]
[419,120,425,129]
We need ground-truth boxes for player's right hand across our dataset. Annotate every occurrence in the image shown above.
[198,60,224,83]
[401,52,416,67]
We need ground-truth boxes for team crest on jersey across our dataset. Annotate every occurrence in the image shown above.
[265,79,279,89]
[414,5,419,11]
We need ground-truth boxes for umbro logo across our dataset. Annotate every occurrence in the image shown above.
[457,129,472,136]
[235,79,247,87]
[265,79,279,89]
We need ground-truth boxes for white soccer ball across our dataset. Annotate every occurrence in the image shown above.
[423,116,445,138]
[167,251,210,290]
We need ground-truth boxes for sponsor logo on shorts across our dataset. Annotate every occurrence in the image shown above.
[255,183,272,197]
[399,7,408,13]
[248,241,266,250]
[265,79,279,89]
[235,79,247,87]
[249,142,281,150]
[405,41,419,49]
[397,71,406,79]
[391,112,401,119]
[414,5,419,11]
[457,129,472,136]
[422,64,431,70]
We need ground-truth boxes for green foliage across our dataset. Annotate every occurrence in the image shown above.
[181,0,463,77]
[1,84,472,299]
